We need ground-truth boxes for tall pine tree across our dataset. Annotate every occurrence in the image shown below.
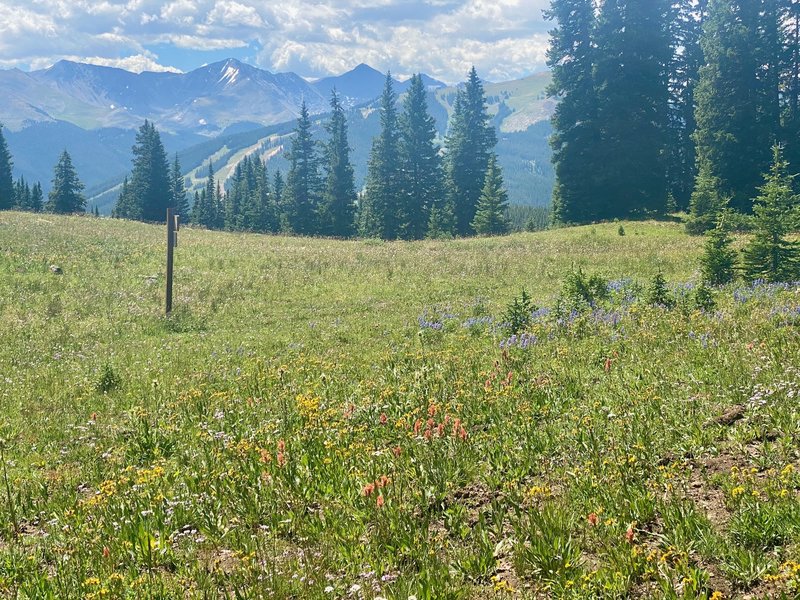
[283,102,321,235]
[593,0,672,218]
[0,123,13,210]
[319,90,357,238]
[114,121,172,222]
[399,74,443,240]
[45,150,85,214]
[471,155,510,236]
[170,153,190,219]
[546,0,601,223]
[360,73,403,239]
[444,68,497,236]
[694,0,780,212]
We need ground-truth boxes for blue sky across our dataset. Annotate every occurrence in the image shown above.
[0,0,550,83]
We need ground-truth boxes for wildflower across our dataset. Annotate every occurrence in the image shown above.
[625,523,635,543]
[587,512,599,526]
[277,452,286,467]
[379,412,388,425]
[604,357,612,372]
[458,426,467,441]
[392,446,402,457]
[710,592,724,600]
[102,546,110,558]
[90,412,97,421]
[436,423,445,437]
[376,495,385,508]
[362,483,375,497]
[413,419,422,435]
[277,439,286,453]
[259,449,272,463]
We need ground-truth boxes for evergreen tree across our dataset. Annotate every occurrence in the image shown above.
[360,73,403,239]
[545,0,601,224]
[45,150,85,214]
[113,176,136,219]
[30,182,43,212]
[593,0,672,219]
[170,153,190,218]
[426,200,456,239]
[273,170,284,205]
[686,163,729,234]
[667,0,706,210]
[13,176,30,210]
[471,155,510,236]
[700,211,738,285]
[319,90,357,237]
[284,102,321,235]
[743,145,800,281]
[0,123,13,210]
[192,162,218,229]
[399,74,443,239]
[114,120,172,222]
[694,0,780,212]
[779,0,800,176]
[444,68,497,235]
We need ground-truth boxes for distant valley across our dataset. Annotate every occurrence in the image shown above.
[0,59,554,213]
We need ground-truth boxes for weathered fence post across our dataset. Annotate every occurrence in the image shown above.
[165,208,177,315]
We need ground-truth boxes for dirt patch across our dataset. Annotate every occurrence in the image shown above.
[197,547,240,574]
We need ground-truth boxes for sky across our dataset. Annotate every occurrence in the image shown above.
[0,0,551,83]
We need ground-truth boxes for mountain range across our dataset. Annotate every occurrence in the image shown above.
[0,59,554,212]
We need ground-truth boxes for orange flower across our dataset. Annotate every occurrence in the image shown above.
[379,412,388,425]
[90,412,97,421]
[277,439,286,452]
[376,495,385,508]
[277,452,286,467]
[413,419,422,435]
[587,512,599,526]
[604,357,612,372]
[625,524,635,543]
[102,546,110,558]
[259,449,272,463]
[362,483,375,497]
[458,426,468,441]
[393,446,402,457]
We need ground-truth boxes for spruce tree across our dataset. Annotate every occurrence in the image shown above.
[283,102,321,235]
[45,150,85,214]
[13,176,30,210]
[694,0,780,212]
[426,200,456,239]
[399,74,443,240]
[319,90,357,238]
[113,176,135,219]
[444,68,497,236]
[360,73,403,239]
[30,182,43,212]
[0,123,13,210]
[114,121,172,222]
[593,0,672,219]
[743,145,800,281]
[170,153,190,219]
[192,162,218,229]
[667,0,706,210]
[545,0,601,224]
[686,163,729,234]
[700,211,738,285]
[471,155,510,236]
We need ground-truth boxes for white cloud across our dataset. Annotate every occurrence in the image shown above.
[0,0,552,82]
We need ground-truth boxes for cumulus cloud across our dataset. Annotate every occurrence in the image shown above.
[0,0,552,82]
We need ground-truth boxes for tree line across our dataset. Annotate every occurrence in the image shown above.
[546,0,800,228]
[116,69,510,239]
[0,124,89,215]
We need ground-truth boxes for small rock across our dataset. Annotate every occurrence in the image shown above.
[49,265,63,274]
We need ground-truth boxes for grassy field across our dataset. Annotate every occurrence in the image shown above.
[0,211,798,599]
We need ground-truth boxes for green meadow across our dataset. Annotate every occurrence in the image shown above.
[0,211,798,599]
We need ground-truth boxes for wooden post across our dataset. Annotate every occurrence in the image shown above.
[166,207,175,315]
